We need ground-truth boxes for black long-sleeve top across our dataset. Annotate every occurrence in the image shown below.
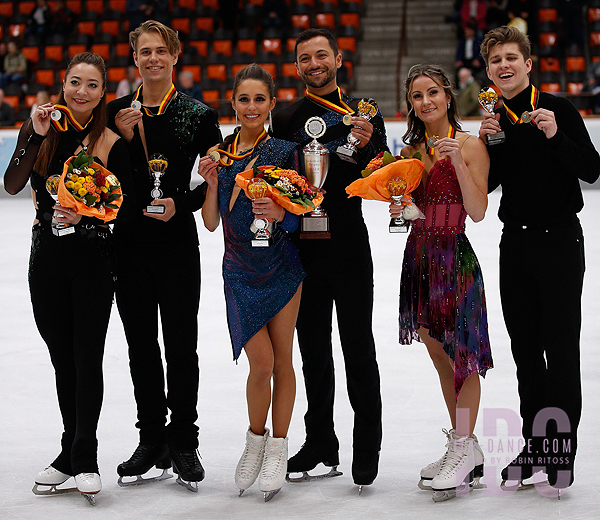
[487,84,600,227]
[3,119,135,229]
[271,90,388,236]
[107,91,222,246]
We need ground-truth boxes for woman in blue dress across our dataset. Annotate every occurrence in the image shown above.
[198,64,305,501]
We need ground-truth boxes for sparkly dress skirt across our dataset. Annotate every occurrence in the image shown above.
[399,158,492,396]
[218,139,306,360]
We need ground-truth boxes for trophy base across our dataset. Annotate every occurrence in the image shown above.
[146,205,165,214]
[251,237,272,248]
[486,131,506,146]
[336,146,358,164]
[52,225,75,237]
[389,218,410,233]
[300,213,330,239]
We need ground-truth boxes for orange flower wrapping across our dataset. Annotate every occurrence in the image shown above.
[345,158,424,203]
[235,165,324,216]
[57,156,123,222]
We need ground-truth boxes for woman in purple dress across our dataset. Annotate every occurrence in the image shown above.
[390,64,493,501]
[198,64,304,501]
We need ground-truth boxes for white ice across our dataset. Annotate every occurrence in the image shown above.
[1,190,599,520]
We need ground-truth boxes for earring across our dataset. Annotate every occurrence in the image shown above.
[447,102,450,110]
[235,111,240,128]
[268,110,273,131]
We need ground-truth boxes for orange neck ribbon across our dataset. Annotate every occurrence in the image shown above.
[425,126,456,155]
[50,104,93,133]
[219,129,268,166]
[133,84,176,117]
[306,87,354,116]
[504,85,539,125]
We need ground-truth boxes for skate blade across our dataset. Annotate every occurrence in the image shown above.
[32,483,77,496]
[286,466,343,483]
[432,471,486,501]
[175,476,199,493]
[117,469,173,487]
[418,478,433,491]
[501,477,548,492]
[81,492,97,505]
[263,488,280,502]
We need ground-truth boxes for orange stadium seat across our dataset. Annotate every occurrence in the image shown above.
[259,62,277,80]
[8,24,26,38]
[188,40,209,58]
[281,62,299,78]
[18,2,36,15]
[22,46,40,64]
[566,82,584,94]
[538,33,558,47]
[277,88,297,101]
[589,8,600,22]
[590,32,600,48]
[3,95,20,109]
[196,17,215,33]
[107,67,127,83]
[202,88,220,110]
[87,0,104,14]
[179,0,197,9]
[91,43,112,61]
[77,21,96,37]
[540,82,561,93]
[0,3,14,17]
[262,38,282,56]
[105,92,117,103]
[565,56,586,73]
[538,8,558,23]
[44,45,64,62]
[101,20,122,38]
[340,13,360,29]
[337,37,357,54]
[182,65,202,83]
[213,40,233,57]
[231,63,249,77]
[237,39,257,56]
[108,0,127,12]
[66,1,82,15]
[172,18,191,35]
[291,15,311,30]
[315,13,336,30]
[35,69,57,88]
[206,64,227,82]
[67,44,87,58]
[25,94,38,107]
[286,38,296,53]
[539,57,560,73]
[201,0,219,9]
[115,42,132,58]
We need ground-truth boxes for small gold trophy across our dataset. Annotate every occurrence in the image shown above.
[147,153,168,214]
[301,116,330,239]
[337,98,378,163]
[248,178,272,247]
[46,175,75,236]
[387,177,409,233]
[478,87,505,145]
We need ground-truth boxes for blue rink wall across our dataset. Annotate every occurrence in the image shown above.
[2,120,600,189]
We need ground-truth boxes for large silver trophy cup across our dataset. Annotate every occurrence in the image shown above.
[46,175,75,236]
[146,153,168,214]
[301,116,330,239]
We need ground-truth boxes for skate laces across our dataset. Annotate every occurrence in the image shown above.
[239,437,265,477]
[424,429,454,470]
[261,442,286,478]
[436,436,473,478]
[176,450,201,470]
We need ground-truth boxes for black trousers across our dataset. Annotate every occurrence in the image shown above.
[29,226,113,475]
[499,218,584,462]
[295,228,383,451]
[115,241,201,450]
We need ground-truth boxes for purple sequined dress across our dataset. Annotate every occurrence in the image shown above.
[218,138,306,360]
[399,157,493,396]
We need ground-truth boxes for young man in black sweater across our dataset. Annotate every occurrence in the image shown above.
[479,25,600,491]
[271,28,387,491]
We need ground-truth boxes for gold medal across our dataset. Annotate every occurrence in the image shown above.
[342,113,353,126]
[521,111,532,124]
[209,150,220,162]
[427,135,439,148]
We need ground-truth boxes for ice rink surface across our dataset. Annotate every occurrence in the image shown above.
[1,190,599,520]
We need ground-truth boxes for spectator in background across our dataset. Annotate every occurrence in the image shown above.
[177,71,204,102]
[507,10,527,35]
[262,0,288,32]
[218,0,238,31]
[0,88,16,126]
[26,0,52,42]
[116,65,143,99]
[507,0,534,40]
[30,90,51,116]
[0,42,7,76]
[486,0,509,31]
[1,42,27,88]
[455,21,483,79]
[460,0,487,37]
[560,0,585,51]
[456,67,482,117]
[126,0,149,32]
[52,0,75,37]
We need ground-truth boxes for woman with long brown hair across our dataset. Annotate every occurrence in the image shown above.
[4,52,132,504]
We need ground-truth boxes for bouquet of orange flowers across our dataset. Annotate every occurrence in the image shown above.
[346,151,425,221]
[58,150,123,222]
[236,164,324,215]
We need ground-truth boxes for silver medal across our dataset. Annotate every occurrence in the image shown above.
[131,100,142,110]
[50,110,62,121]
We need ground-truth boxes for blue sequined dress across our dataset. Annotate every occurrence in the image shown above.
[218,137,306,360]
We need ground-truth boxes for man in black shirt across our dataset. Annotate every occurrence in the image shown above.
[271,28,387,491]
[479,25,600,491]
[107,20,221,492]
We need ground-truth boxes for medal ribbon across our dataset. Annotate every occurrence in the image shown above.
[504,85,539,125]
[132,84,176,117]
[50,104,93,133]
[306,87,354,116]
[424,126,456,155]
[218,129,268,166]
